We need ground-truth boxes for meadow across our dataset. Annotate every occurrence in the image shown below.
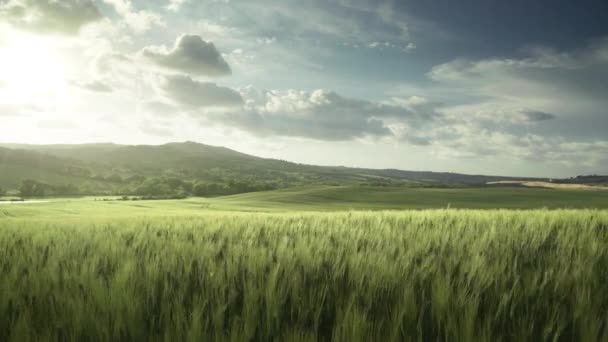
[1,187,608,341]
[3,185,608,219]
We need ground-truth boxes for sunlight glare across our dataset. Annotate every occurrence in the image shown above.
[0,31,70,106]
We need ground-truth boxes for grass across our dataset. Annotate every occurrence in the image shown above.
[212,185,608,210]
[2,186,608,220]
[1,187,608,340]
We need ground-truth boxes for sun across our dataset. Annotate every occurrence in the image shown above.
[0,30,70,107]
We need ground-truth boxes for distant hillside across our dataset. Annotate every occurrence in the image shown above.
[0,141,553,196]
[0,147,121,193]
[557,175,608,185]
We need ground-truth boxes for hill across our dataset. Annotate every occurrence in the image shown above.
[0,147,119,193]
[0,141,558,196]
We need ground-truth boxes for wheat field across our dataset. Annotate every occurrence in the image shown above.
[1,210,607,341]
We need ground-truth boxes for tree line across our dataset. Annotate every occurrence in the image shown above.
[15,177,277,199]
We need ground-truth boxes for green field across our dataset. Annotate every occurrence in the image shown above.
[213,185,608,210]
[2,186,608,219]
[1,187,608,341]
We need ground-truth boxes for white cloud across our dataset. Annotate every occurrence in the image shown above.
[101,0,163,34]
[37,119,79,130]
[0,0,102,35]
[139,120,174,137]
[140,34,232,77]
[427,40,608,86]
[403,42,416,52]
[424,39,608,142]
[166,0,188,12]
[196,88,438,141]
[139,100,178,117]
[158,74,243,108]
[430,129,608,169]
[256,37,277,45]
[366,41,404,50]
[439,102,556,126]
[0,103,40,116]
[236,0,410,46]
[71,80,113,93]
[91,52,139,91]
[195,21,238,38]
[380,39,608,171]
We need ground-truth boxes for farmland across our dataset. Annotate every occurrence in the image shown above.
[1,189,608,341]
[2,0,608,340]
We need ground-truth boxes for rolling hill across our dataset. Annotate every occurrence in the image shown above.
[0,141,551,195]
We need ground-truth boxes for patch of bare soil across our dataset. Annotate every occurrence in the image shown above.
[487,181,608,191]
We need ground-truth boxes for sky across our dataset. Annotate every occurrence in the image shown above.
[0,0,607,177]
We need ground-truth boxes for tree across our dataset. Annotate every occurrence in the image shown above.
[105,174,123,183]
[181,181,194,193]
[193,183,209,197]
[0,186,4,197]
[20,179,47,197]
[165,177,183,190]
[134,178,172,196]
[125,174,146,184]
[79,183,94,195]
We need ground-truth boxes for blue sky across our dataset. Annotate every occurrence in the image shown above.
[0,0,607,177]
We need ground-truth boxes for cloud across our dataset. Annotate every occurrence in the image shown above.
[437,102,557,126]
[101,0,163,34]
[522,110,556,122]
[235,0,410,45]
[91,53,140,90]
[139,100,178,117]
[382,39,608,171]
[0,0,102,35]
[429,129,608,170]
[0,103,42,116]
[0,104,23,116]
[424,38,608,144]
[37,119,78,130]
[194,21,239,39]
[71,80,113,93]
[166,0,188,12]
[93,52,132,75]
[159,75,243,108]
[197,88,437,141]
[139,121,174,137]
[403,42,416,52]
[140,35,232,77]
[427,45,589,83]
